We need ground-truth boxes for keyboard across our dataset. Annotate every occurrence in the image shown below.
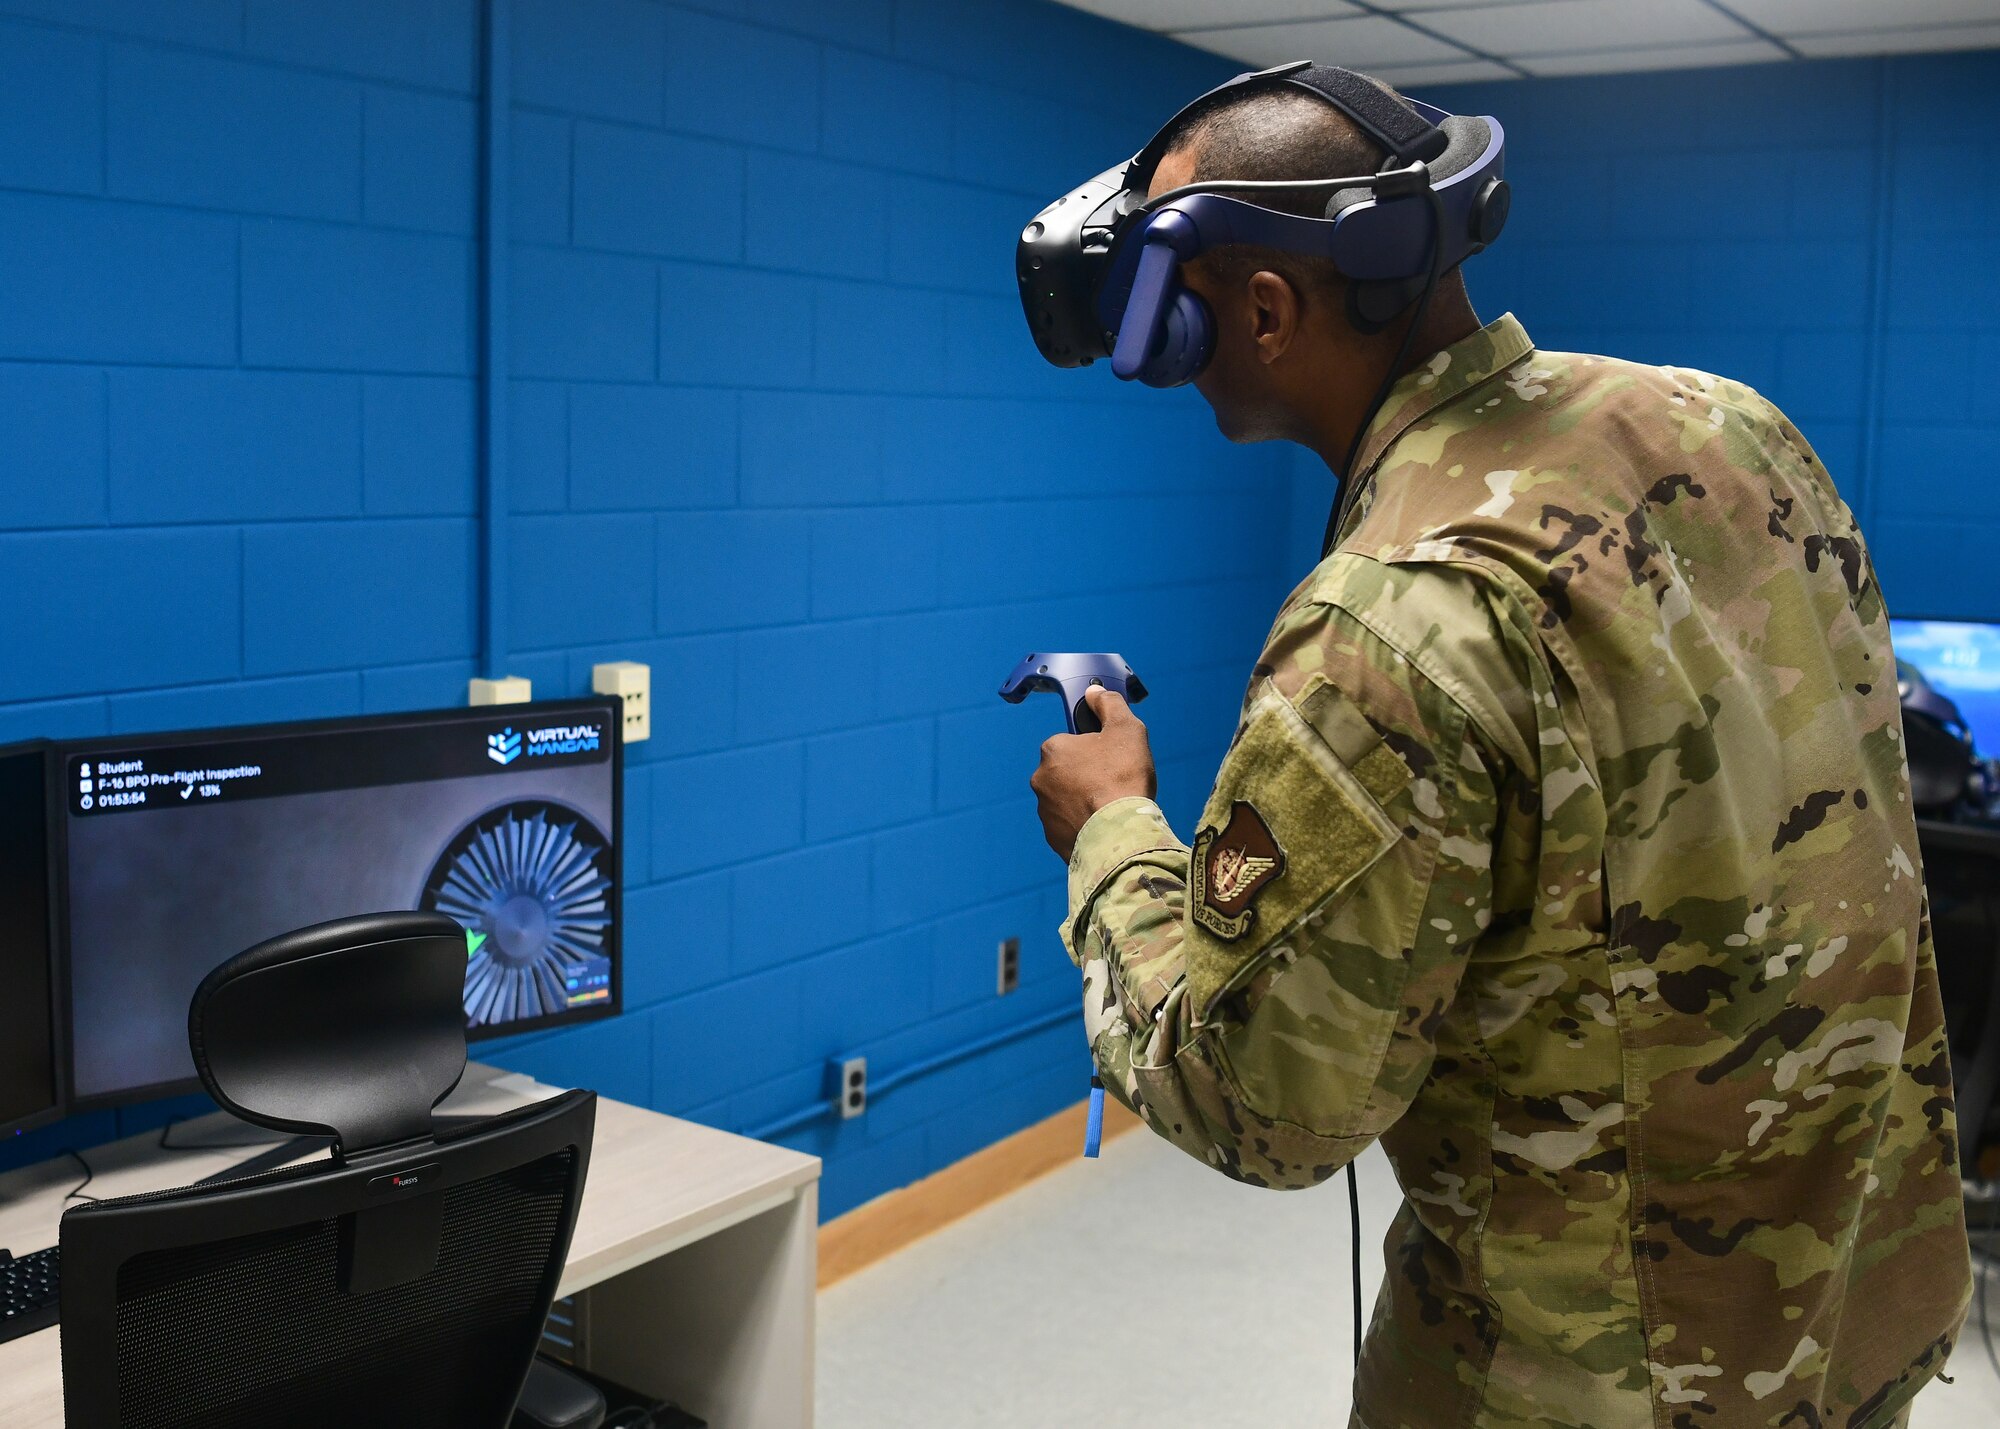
[0,1247,59,1344]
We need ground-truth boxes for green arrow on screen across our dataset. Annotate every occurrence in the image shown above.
[466,930,487,959]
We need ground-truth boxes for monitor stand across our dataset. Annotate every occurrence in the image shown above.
[196,1114,487,1185]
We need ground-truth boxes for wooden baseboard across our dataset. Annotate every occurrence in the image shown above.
[817,1095,1142,1289]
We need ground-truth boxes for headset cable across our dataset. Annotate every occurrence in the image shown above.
[1324,184,1449,560]
[1322,180,1447,1388]
[1348,1160,1364,1367]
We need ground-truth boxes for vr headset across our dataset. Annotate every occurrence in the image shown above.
[1017,61,1509,389]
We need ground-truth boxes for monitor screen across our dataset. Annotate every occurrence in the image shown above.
[57,700,621,1109]
[0,742,59,1138]
[1891,619,2000,758]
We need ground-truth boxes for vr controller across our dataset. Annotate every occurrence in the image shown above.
[1002,651,1149,1161]
[999,652,1148,735]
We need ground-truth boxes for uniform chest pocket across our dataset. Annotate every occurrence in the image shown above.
[1185,679,1411,1024]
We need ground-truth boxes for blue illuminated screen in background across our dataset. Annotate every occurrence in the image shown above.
[1891,619,2000,758]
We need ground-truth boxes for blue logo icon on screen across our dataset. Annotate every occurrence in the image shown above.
[487,728,522,765]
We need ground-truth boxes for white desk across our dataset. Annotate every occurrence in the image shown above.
[0,1063,821,1428]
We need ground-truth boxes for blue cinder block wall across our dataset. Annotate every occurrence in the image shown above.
[1394,51,1999,619]
[0,0,1297,1216]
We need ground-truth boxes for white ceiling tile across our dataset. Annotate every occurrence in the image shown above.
[1057,0,1359,31]
[1520,38,1792,75]
[1369,58,1520,84]
[1365,0,1549,8]
[1726,0,2000,38]
[1172,13,1476,67]
[1418,0,1751,56]
[1791,20,2000,54]
[1055,0,2000,78]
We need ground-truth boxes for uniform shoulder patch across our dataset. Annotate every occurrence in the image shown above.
[1191,801,1286,941]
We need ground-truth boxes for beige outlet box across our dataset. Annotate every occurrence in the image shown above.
[468,675,533,706]
[592,661,651,743]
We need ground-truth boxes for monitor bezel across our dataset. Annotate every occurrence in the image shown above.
[0,739,64,1140]
[52,698,624,1114]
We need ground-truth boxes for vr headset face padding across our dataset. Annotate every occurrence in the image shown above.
[1425,116,1492,187]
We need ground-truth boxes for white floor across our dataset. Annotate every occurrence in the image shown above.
[819,1130,2000,1428]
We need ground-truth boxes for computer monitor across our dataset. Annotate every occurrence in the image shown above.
[0,741,61,1139]
[1891,618,2000,758]
[55,700,622,1111]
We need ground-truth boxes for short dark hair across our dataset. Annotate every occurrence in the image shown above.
[1153,85,1390,304]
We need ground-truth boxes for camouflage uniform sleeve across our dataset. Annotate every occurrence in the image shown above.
[1062,579,1502,1189]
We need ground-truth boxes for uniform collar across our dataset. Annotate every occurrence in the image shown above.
[1347,312,1535,487]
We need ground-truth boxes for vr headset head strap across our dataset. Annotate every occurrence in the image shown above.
[1280,63,1448,165]
[1129,60,1446,186]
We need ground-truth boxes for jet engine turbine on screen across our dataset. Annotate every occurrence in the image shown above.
[56,699,622,1110]
[421,799,615,1027]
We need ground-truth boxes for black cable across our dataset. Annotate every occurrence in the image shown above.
[1982,1260,1997,1388]
[1318,183,1449,1395]
[61,1148,98,1205]
[1323,183,1450,561]
[1982,1191,2000,1386]
[1347,1160,1364,1367]
[49,1120,281,1219]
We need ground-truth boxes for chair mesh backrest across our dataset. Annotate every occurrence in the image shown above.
[108,1148,574,1429]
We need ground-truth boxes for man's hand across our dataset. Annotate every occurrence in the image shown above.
[1029,687,1157,861]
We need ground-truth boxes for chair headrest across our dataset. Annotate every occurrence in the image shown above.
[190,911,469,1157]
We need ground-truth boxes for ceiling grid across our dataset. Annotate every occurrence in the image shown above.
[1058,0,2000,82]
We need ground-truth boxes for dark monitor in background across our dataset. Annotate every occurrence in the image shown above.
[1892,618,2000,757]
[0,741,60,1140]
[55,700,622,1111]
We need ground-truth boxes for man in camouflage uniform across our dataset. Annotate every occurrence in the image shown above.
[1028,76,1971,1429]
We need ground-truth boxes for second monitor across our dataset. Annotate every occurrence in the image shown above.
[56,699,622,1111]
[1,740,59,1139]
[1893,617,2000,757]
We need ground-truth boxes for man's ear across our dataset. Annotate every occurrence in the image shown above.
[1244,270,1302,366]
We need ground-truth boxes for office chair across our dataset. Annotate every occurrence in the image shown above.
[57,912,603,1429]
[1918,821,2000,1177]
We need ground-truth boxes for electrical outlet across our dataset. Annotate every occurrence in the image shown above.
[997,936,1020,996]
[469,676,532,706]
[591,661,650,743]
[835,1056,867,1119]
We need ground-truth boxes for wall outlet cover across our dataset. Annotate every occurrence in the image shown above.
[591,660,651,743]
[469,675,533,706]
[834,1056,867,1119]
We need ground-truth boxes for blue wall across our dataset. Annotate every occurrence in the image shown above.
[0,0,1294,1217]
[1413,51,2000,620]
